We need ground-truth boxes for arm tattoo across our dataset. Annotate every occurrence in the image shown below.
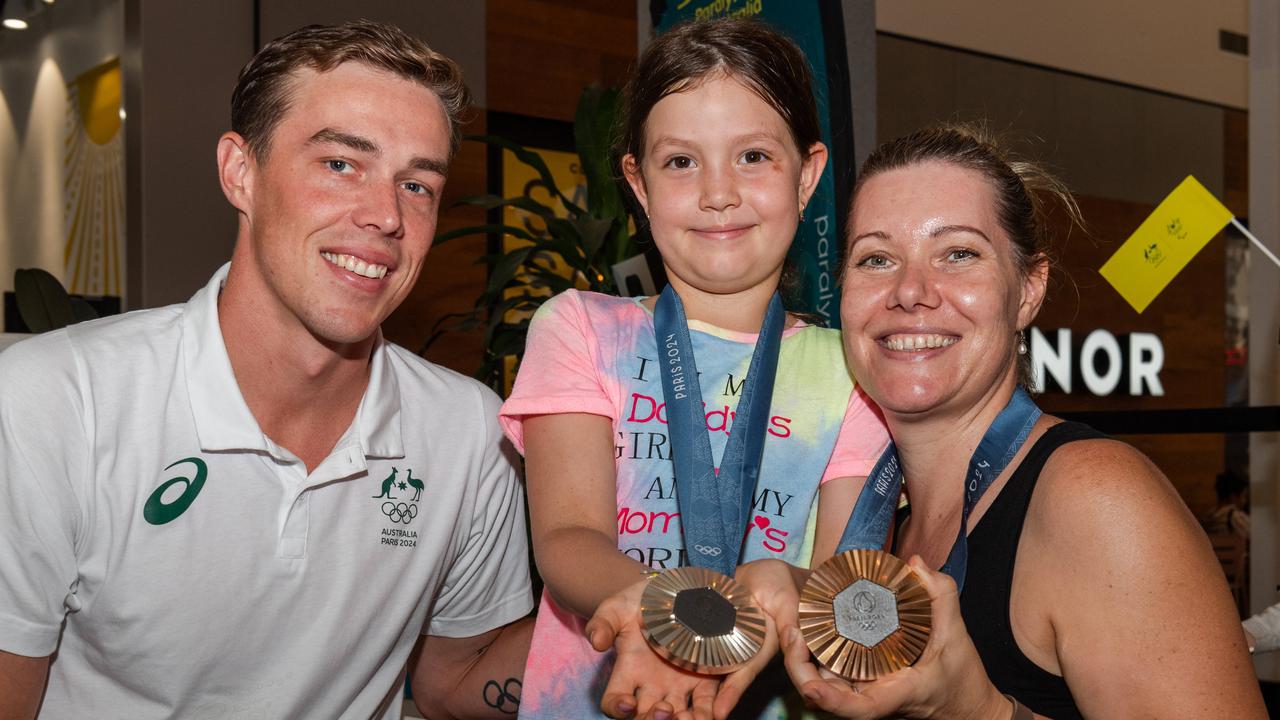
[483,677,521,715]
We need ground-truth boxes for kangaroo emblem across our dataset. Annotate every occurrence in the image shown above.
[373,468,398,499]
[406,469,424,502]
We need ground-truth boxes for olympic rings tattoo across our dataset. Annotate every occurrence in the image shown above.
[483,677,521,715]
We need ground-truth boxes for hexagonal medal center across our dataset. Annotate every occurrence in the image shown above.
[833,579,899,647]
[673,587,736,637]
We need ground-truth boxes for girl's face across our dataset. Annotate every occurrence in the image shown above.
[840,161,1047,419]
[623,74,826,299]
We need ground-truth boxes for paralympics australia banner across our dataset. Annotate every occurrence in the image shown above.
[652,0,854,326]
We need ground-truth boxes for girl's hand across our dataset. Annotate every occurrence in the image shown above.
[781,556,1010,719]
[732,558,808,640]
[695,558,803,718]
[587,578,719,720]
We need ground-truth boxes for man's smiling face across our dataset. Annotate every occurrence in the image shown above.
[237,61,452,346]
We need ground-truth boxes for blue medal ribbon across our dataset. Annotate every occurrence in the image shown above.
[654,285,785,577]
[835,386,1041,591]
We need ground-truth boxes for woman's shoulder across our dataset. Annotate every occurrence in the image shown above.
[1013,422,1260,717]
[1035,426,1164,496]
[1025,423,1197,556]
[1034,426,1168,508]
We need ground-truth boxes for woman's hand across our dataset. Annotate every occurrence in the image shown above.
[781,556,1010,719]
[587,578,719,720]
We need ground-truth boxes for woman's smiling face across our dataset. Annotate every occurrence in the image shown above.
[840,160,1047,418]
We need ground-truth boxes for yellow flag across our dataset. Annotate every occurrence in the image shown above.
[1099,175,1233,313]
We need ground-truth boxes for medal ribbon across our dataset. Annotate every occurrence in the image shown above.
[835,386,1040,591]
[654,285,785,577]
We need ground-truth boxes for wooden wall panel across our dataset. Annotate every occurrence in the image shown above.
[1224,108,1249,218]
[486,0,638,122]
[1034,193,1227,515]
[877,35,1227,208]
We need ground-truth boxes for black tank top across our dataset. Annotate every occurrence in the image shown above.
[959,421,1105,720]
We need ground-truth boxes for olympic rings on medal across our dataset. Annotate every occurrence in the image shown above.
[381,501,419,524]
[693,544,723,556]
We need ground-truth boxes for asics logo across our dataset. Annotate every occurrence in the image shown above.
[144,457,208,526]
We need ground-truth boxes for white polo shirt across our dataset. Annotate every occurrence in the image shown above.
[0,264,533,719]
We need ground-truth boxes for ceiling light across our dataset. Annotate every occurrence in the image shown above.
[2,0,31,29]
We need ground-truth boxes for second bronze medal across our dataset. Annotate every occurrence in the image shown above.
[799,549,932,680]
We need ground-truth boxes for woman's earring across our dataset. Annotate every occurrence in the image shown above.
[799,203,806,222]
[1017,330,1028,356]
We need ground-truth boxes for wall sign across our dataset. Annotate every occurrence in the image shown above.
[1031,327,1165,397]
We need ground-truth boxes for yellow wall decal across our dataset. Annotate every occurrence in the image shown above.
[64,57,125,297]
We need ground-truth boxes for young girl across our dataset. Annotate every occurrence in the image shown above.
[499,18,889,719]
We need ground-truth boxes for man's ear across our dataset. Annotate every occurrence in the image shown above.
[217,132,255,214]
[621,153,649,217]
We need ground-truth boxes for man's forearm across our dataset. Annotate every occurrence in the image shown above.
[0,651,50,719]
[412,616,535,720]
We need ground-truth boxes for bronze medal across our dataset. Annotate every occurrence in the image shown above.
[639,566,766,674]
[799,549,932,680]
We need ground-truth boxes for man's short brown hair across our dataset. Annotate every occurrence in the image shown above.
[230,20,471,161]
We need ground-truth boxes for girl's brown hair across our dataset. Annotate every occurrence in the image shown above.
[618,17,822,166]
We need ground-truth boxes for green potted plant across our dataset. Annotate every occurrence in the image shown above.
[423,86,644,391]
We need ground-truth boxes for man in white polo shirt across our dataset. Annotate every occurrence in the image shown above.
[0,21,533,719]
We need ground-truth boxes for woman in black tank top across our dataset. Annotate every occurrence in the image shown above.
[779,125,1265,719]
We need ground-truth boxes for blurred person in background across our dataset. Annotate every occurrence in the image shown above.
[1203,468,1250,539]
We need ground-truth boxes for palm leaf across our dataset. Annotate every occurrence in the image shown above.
[434,223,540,246]
[486,247,535,294]
[465,134,586,216]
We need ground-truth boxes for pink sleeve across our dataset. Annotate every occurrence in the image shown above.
[820,384,890,483]
[498,291,617,455]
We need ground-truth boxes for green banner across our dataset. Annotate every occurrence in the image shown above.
[652,0,853,326]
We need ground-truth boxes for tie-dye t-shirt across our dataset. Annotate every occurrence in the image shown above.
[499,289,889,720]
